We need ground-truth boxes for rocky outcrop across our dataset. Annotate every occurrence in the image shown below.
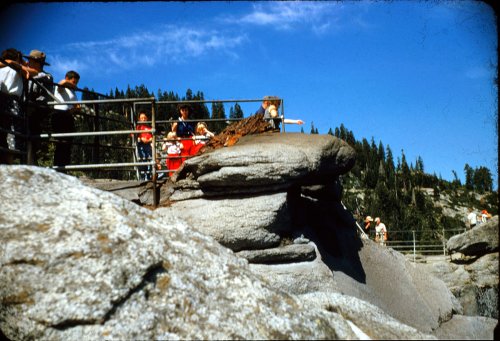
[417,216,499,319]
[0,165,435,340]
[157,133,495,338]
[2,133,497,339]
[447,216,499,256]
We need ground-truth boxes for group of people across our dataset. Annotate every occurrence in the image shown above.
[466,208,492,229]
[137,96,305,181]
[134,104,215,180]
[1,47,80,168]
[364,216,388,246]
[2,50,304,177]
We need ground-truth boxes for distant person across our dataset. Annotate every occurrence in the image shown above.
[53,70,80,171]
[481,209,491,223]
[162,131,183,177]
[171,103,195,160]
[364,216,373,230]
[192,121,214,155]
[136,111,153,181]
[374,217,387,246]
[0,48,38,163]
[256,96,304,132]
[24,49,54,165]
[466,208,477,229]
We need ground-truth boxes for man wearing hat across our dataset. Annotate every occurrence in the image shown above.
[364,216,373,230]
[25,49,54,165]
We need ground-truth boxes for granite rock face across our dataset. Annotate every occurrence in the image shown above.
[2,132,496,339]
[0,165,439,340]
[418,216,499,319]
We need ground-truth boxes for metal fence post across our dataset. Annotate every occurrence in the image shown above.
[413,230,416,263]
[151,98,157,206]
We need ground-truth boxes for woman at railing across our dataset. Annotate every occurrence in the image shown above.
[171,103,196,162]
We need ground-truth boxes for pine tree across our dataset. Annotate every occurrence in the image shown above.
[229,103,244,119]
[210,101,226,133]
[473,166,493,193]
[464,164,474,190]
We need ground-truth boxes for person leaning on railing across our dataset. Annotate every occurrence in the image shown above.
[255,96,304,132]
[0,48,38,164]
[191,121,214,155]
[24,49,54,165]
[52,70,80,171]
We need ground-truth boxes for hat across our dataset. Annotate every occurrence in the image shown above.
[375,217,380,223]
[25,49,50,65]
[365,216,373,222]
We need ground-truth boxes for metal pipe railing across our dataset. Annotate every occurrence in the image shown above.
[6,93,286,205]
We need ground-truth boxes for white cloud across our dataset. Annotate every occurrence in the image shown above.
[234,1,343,33]
[51,25,247,75]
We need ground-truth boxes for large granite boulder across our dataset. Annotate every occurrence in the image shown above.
[173,132,356,195]
[0,165,436,340]
[418,217,499,319]
[447,216,499,256]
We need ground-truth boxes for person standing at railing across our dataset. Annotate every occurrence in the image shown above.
[162,131,183,177]
[192,122,214,155]
[466,208,477,229]
[374,217,387,246]
[136,111,153,181]
[24,50,54,165]
[255,96,304,132]
[171,103,196,162]
[0,48,38,164]
[53,70,80,171]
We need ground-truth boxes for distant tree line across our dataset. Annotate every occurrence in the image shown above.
[327,123,497,243]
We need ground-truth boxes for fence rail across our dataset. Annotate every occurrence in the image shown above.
[2,87,287,204]
[361,227,470,261]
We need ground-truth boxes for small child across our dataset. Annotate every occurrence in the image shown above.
[162,131,183,177]
[192,122,214,155]
[136,112,153,180]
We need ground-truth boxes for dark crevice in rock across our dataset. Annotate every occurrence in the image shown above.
[52,261,168,330]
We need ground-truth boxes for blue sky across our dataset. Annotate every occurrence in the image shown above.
[1,1,497,188]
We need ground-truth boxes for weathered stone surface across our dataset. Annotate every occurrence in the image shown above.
[417,252,499,319]
[431,314,498,340]
[300,291,437,340]
[236,243,317,264]
[447,216,499,256]
[80,178,143,202]
[175,133,356,194]
[0,165,445,340]
[0,166,351,340]
[161,192,290,251]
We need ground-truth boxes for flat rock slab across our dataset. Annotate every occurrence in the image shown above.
[175,133,355,193]
[236,243,317,264]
